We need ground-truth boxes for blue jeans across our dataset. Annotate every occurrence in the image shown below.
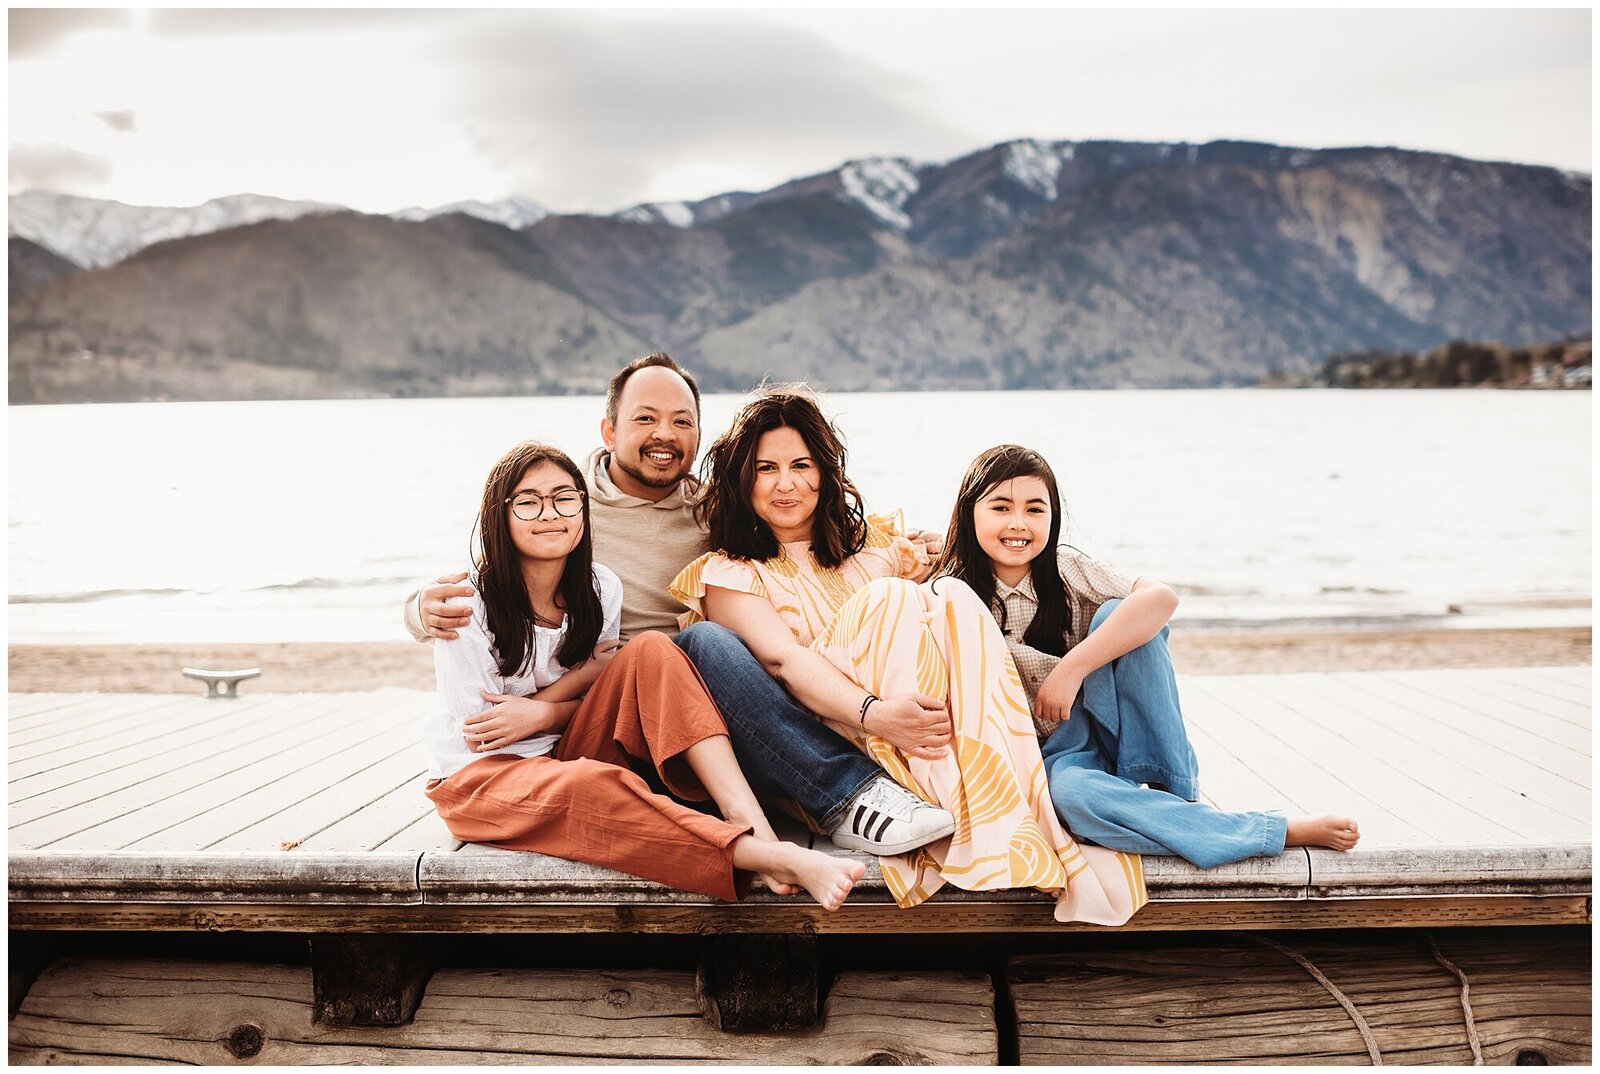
[1041,599,1288,869]
[675,622,881,830]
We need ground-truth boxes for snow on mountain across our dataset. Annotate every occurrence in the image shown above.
[389,196,548,229]
[615,201,696,228]
[7,191,343,268]
[1002,140,1070,201]
[699,194,739,219]
[838,158,922,229]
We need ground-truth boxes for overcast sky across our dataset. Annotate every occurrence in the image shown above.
[8,7,1592,213]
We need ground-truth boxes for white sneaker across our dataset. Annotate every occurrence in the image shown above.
[828,777,955,856]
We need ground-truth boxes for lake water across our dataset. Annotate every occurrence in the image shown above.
[7,390,1591,643]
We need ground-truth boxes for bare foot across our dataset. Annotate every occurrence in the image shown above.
[1286,814,1360,851]
[723,809,802,896]
[736,839,865,911]
[758,874,802,896]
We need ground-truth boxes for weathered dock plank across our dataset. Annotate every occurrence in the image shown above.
[8,691,206,736]
[9,960,998,1065]
[1280,672,1589,824]
[432,840,1312,904]
[9,694,210,765]
[1008,930,1591,1065]
[298,775,437,853]
[1179,716,1303,814]
[1512,665,1592,702]
[1458,669,1591,726]
[6,852,423,905]
[1351,671,1589,787]
[205,746,425,852]
[9,694,349,824]
[1226,673,1581,840]
[8,668,1591,934]
[14,699,397,849]
[7,694,117,728]
[1198,675,1529,845]
[9,694,351,814]
[1413,671,1591,747]
[1306,844,1591,898]
[7,890,1589,934]
[370,810,459,854]
[1182,678,1436,845]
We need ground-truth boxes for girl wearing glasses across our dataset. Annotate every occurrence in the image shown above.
[422,440,864,910]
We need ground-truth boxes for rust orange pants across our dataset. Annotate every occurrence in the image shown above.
[426,632,751,901]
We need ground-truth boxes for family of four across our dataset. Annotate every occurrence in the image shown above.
[410,353,1359,924]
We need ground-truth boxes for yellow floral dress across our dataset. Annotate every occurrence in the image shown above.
[669,519,1146,925]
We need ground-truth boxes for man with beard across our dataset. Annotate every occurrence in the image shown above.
[406,353,956,858]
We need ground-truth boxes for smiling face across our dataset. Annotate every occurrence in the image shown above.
[600,365,700,500]
[507,461,587,564]
[974,475,1053,587]
[750,426,820,544]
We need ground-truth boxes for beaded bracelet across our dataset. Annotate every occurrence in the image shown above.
[858,693,880,725]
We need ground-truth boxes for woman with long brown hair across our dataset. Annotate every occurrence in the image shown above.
[422,439,864,910]
[670,390,1146,925]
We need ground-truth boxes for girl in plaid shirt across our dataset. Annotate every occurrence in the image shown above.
[934,445,1359,868]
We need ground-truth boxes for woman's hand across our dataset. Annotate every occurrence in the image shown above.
[905,528,942,582]
[465,692,561,752]
[906,527,945,559]
[1035,664,1085,726]
[865,693,953,760]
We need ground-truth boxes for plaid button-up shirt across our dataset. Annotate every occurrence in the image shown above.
[992,547,1137,738]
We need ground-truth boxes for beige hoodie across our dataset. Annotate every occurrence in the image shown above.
[582,447,711,640]
[405,447,710,643]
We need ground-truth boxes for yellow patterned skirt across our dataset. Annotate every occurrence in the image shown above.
[812,576,1147,925]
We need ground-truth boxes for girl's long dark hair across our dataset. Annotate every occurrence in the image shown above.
[695,387,868,568]
[474,441,602,677]
[933,445,1072,655]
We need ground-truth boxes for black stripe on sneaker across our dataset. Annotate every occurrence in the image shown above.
[871,813,895,842]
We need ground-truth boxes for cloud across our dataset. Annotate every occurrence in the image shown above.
[145,9,445,39]
[93,110,137,133]
[9,9,447,58]
[437,12,970,210]
[8,9,133,57]
[8,143,115,193]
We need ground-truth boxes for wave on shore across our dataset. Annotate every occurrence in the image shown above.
[7,584,1590,645]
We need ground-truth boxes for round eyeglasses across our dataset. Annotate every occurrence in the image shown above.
[505,490,586,520]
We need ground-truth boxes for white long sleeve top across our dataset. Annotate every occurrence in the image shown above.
[424,564,622,779]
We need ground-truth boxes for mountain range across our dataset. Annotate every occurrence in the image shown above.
[8,138,1591,403]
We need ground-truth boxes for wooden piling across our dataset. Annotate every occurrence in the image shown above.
[10,959,999,1065]
[1008,930,1591,1065]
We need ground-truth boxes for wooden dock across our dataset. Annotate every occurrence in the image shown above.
[9,666,1591,1064]
[8,666,1590,932]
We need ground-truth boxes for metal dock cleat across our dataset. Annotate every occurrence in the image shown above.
[181,667,261,698]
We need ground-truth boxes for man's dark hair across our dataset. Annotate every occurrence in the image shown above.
[605,352,701,424]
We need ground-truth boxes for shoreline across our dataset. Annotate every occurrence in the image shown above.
[6,625,1590,694]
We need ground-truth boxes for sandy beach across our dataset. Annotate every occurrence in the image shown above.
[6,626,1589,694]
